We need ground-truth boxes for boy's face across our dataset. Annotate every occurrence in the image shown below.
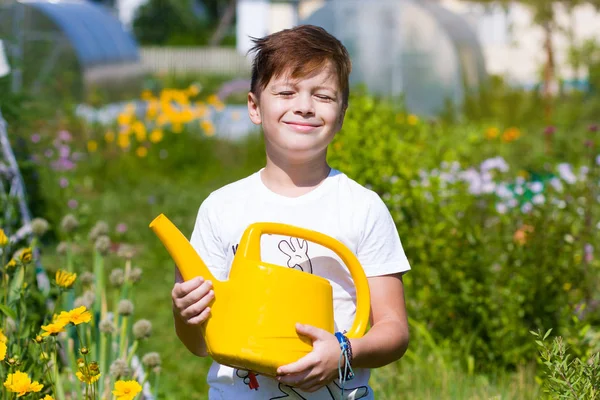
[248,63,346,163]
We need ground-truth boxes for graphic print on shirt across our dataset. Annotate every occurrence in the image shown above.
[269,381,369,400]
[235,369,260,390]
[278,237,313,274]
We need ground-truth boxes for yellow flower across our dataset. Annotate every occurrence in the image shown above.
[3,371,44,396]
[201,120,215,136]
[60,306,92,325]
[485,127,499,139]
[18,247,33,264]
[105,130,116,143]
[117,113,133,126]
[136,147,148,158]
[563,282,572,291]
[76,371,101,384]
[149,129,163,143]
[112,380,142,400]
[42,395,55,400]
[407,114,419,126]
[5,259,17,271]
[118,134,131,150]
[132,121,147,142]
[187,84,201,97]
[0,228,7,246]
[0,329,7,361]
[41,318,68,337]
[87,140,98,153]
[55,270,77,289]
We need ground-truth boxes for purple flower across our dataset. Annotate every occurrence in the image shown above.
[31,133,41,143]
[116,223,128,234]
[58,145,70,158]
[58,130,72,142]
[68,199,78,209]
[589,124,598,133]
[544,126,556,136]
[45,149,54,158]
[51,158,75,171]
[59,177,69,188]
[585,139,594,148]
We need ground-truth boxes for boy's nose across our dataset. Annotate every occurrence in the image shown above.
[293,94,315,116]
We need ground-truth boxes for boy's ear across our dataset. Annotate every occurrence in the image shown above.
[247,92,262,125]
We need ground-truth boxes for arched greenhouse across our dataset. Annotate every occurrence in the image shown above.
[302,0,488,115]
[0,0,143,100]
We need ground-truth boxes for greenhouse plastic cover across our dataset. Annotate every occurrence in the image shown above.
[302,0,487,115]
[22,0,139,67]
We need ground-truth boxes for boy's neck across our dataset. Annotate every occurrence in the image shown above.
[261,155,331,198]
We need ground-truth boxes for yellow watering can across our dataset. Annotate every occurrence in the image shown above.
[149,214,371,377]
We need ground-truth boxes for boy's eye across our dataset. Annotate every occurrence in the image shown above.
[278,92,295,97]
[316,94,333,101]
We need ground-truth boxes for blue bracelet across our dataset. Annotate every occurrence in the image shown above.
[334,331,354,382]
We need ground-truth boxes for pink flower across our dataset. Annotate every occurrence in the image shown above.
[116,223,128,234]
[68,199,78,209]
[31,133,41,143]
[59,177,69,188]
[58,130,72,142]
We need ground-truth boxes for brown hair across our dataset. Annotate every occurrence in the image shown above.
[248,25,352,106]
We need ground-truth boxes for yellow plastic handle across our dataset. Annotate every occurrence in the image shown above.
[238,222,371,338]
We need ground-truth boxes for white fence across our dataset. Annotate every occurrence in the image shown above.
[139,47,252,76]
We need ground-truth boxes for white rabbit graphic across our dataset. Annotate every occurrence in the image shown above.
[278,237,313,274]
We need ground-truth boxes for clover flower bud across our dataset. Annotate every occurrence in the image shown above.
[80,271,95,286]
[110,269,125,287]
[31,218,50,236]
[117,244,136,259]
[109,358,131,377]
[88,221,109,241]
[94,235,111,255]
[133,319,152,339]
[99,319,116,334]
[142,352,161,368]
[61,214,79,233]
[129,267,142,283]
[56,242,69,255]
[118,299,134,316]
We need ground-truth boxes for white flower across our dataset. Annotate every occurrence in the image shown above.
[507,198,518,208]
[496,203,508,214]
[549,177,563,192]
[482,181,496,194]
[596,155,600,166]
[528,181,544,193]
[515,186,524,195]
[557,163,577,184]
[495,184,513,199]
[521,202,533,213]
[532,194,545,205]
[564,234,574,244]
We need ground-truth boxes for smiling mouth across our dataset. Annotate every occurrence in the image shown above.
[283,122,322,132]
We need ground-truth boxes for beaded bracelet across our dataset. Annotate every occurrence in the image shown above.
[334,331,355,383]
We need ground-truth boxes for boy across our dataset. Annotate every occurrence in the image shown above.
[171,25,411,399]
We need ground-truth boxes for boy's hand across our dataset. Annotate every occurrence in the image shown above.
[171,276,214,325]
[276,323,341,392]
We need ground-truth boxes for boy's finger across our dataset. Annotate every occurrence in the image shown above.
[179,281,213,308]
[181,290,214,319]
[186,306,211,325]
[173,277,205,297]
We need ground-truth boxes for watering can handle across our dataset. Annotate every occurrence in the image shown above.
[238,222,371,339]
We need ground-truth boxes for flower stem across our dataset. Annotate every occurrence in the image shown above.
[119,316,129,359]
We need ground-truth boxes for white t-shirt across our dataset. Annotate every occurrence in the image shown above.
[189,168,411,400]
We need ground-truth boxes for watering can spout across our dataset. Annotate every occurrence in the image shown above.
[149,214,217,285]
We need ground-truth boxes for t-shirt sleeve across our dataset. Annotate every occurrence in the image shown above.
[189,195,229,281]
[357,192,411,277]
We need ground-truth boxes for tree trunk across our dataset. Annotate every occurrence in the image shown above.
[209,0,237,46]
[542,20,555,122]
